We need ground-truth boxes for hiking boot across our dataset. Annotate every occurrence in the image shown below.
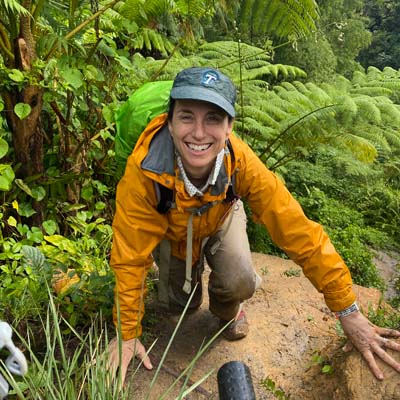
[219,308,249,341]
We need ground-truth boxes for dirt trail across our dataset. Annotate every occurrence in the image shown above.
[127,253,400,400]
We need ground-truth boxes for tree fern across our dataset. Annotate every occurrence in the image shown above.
[0,0,30,15]
[237,0,319,40]
[352,97,382,124]
[174,0,212,18]
[383,128,400,149]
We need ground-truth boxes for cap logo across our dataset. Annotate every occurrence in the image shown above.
[201,71,218,86]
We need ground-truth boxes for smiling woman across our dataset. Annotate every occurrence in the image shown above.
[107,66,400,387]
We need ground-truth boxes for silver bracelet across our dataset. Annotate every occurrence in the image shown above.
[335,302,360,319]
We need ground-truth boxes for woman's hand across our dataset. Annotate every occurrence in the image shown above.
[340,311,400,379]
[107,336,153,385]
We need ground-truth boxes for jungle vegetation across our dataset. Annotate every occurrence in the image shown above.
[0,0,399,397]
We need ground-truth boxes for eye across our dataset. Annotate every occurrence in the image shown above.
[207,113,224,123]
[178,113,193,122]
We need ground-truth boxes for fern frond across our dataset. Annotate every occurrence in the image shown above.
[366,65,383,80]
[351,70,367,86]
[174,0,210,18]
[344,133,377,163]
[383,128,400,149]
[353,97,382,124]
[304,82,334,104]
[241,106,281,128]
[382,66,399,77]
[378,102,400,125]
[355,126,391,153]
[120,0,148,25]
[0,0,30,15]
[350,87,393,97]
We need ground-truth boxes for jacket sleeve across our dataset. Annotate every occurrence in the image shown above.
[111,157,168,340]
[233,138,356,312]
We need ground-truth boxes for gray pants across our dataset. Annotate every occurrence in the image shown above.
[153,200,257,321]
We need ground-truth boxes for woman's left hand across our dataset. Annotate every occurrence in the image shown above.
[340,311,400,380]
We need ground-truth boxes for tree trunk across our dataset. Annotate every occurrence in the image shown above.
[2,2,45,223]
[2,1,44,179]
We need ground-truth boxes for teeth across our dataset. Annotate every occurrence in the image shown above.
[188,143,210,151]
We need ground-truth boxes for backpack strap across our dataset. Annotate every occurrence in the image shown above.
[155,182,175,214]
[224,139,239,204]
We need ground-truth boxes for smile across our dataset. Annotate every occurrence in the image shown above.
[186,143,212,151]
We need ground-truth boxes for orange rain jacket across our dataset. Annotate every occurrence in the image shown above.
[111,114,356,340]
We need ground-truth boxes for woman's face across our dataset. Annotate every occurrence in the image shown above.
[168,99,233,179]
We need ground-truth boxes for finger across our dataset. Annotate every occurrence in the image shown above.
[342,341,354,352]
[373,345,400,373]
[120,360,129,385]
[377,327,400,338]
[385,339,400,352]
[135,346,153,370]
[360,349,384,380]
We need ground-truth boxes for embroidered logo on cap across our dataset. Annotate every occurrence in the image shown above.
[201,70,219,86]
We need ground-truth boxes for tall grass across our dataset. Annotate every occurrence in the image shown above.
[2,285,224,399]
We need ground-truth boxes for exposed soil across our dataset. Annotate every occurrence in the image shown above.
[126,253,400,400]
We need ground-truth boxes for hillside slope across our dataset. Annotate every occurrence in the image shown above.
[127,253,400,399]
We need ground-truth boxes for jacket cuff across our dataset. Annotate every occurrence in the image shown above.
[324,288,357,313]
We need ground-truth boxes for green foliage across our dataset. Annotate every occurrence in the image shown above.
[291,185,385,289]
[310,351,334,375]
[283,268,301,277]
[0,0,29,15]
[366,300,400,329]
[276,0,371,79]
[260,376,289,399]
[0,137,14,191]
[215,0,319,44]
[244,200,287,258]
[359,0,400,70]
[0,198,114,327]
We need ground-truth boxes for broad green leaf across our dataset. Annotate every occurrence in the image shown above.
[0,138,9,159]
[102,105,114,124]
[18,202,36,217]
[95,201,105,210]
[44,235,77,254]
[44,234,66,246]
[84,65,105,82]
[0,164,15,191]
[14,103,32,120]
[0,176,11,191]
[62,68,84,89]
[81,185,93,201]
[15,179,33,196]
[8,69,25,82]
[43,220,58,235]
[115,56,134,70]
[31,186,46,201]
[7,216,17,227]
[27,228,44,243]
[0,102,4,112]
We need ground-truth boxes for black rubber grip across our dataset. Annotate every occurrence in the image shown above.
[217,361,256,400]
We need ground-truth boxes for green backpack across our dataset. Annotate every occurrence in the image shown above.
[114,80,173,177]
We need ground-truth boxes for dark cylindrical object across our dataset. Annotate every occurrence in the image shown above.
[217,361,256,400]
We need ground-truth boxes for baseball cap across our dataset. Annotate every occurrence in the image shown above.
[170,67,236,117]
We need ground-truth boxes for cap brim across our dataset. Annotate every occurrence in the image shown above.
[170,86,235,117]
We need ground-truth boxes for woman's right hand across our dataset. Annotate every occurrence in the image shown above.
[107,336,153,385]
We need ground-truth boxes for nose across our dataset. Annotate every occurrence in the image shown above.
[192,120,206,141]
